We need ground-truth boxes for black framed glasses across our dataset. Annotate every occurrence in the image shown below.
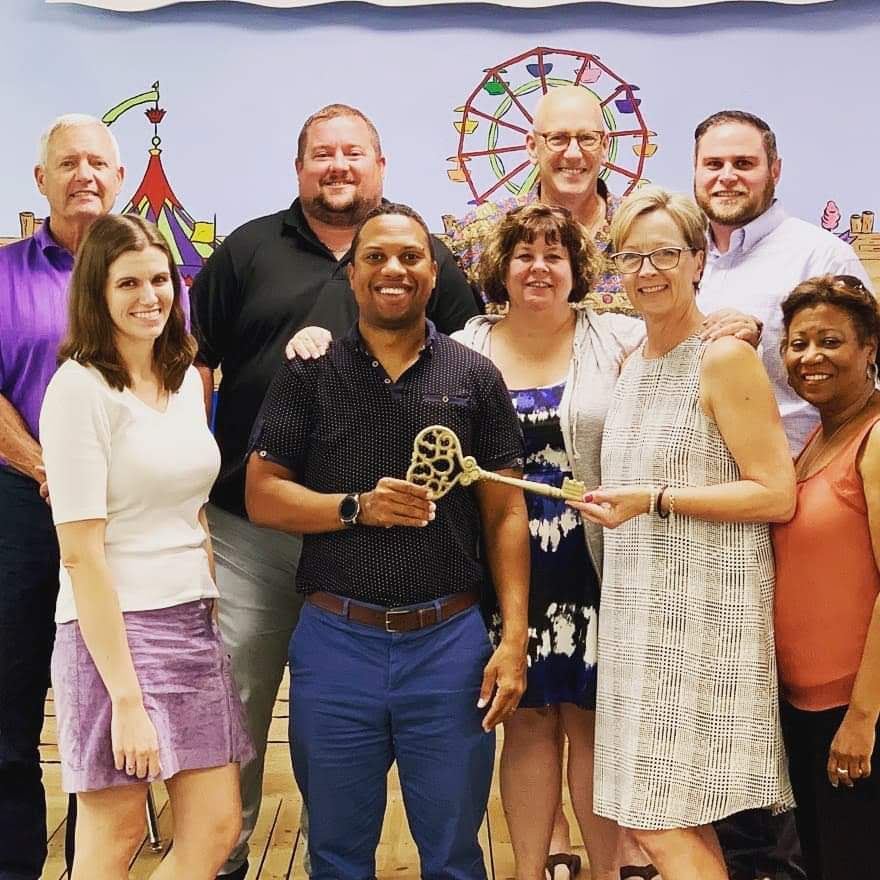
[610,246,697,275]
[534,130,604,153]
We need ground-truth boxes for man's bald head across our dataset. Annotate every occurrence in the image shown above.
[532,86,606,134]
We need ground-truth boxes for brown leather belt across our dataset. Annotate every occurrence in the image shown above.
[306,590,479,633]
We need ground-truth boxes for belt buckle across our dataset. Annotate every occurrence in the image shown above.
[384,608,410,633]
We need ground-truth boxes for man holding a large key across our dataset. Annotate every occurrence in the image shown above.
[244,201,530,880]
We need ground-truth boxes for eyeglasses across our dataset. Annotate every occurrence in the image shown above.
[610,247,697,275]
[833,274,872,298]
[534,130,604,153]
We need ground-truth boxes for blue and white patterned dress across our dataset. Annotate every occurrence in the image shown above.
[489,380,600,709]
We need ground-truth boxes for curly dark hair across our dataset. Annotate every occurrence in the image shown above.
[58,214,195,392]
[477,203,602,305]
[780,274,880,367]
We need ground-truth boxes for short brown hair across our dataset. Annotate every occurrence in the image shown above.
[478,203,602,305]
[58,214,195,392]
[693,110,778,166]
[781,274,880,367]
[296,104,382,161]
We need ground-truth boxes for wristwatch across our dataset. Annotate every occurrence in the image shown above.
[338,493,360,526]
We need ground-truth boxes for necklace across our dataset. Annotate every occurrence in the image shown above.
[797,385,879,476]
[581,194,606,238]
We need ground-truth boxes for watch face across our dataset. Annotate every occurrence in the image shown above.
[339,494,359,523]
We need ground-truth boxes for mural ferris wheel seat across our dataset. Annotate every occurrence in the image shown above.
[104,82,220,289]
[441,46,656,315]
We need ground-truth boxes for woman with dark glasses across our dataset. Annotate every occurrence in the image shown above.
[569,187,796,879]
[773,274,880,879]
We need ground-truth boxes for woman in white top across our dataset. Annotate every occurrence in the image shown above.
[40,214,253,880]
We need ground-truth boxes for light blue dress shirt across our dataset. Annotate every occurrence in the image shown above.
[699,200,873,454]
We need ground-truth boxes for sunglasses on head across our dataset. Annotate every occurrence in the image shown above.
[833,274,872,297]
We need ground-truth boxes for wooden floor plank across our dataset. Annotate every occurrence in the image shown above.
[258,797,301,880]
[41,678,591,879]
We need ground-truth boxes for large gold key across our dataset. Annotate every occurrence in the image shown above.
[406,425,587,501]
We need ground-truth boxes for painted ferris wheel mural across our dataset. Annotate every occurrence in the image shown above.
[446,46,657,204]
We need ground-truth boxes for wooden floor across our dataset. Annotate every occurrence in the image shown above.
[39,672,590,879]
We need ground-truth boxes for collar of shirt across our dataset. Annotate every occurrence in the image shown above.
[708,200,787,262]
[281,197,397,267]
[35,218,75,270]
[342,319,438,359]
[281,198,344,260]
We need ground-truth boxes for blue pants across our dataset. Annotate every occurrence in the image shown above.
[0,468,59,880]
[289,600,495,880]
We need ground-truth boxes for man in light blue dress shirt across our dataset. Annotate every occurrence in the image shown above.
[694,108,872,880]
[695,110,872,455]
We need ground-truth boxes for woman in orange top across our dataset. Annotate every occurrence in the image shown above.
[774,274,880,880]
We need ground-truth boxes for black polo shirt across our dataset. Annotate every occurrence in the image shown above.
[250,321,524,606]
[191,198,480,517]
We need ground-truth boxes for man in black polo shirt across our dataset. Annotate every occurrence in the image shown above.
[190,104,479,879]
[246,202,529,880]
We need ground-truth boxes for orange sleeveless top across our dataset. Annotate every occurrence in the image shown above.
[772,415,880,711]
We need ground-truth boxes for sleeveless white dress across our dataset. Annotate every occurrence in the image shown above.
[595,335,793,829]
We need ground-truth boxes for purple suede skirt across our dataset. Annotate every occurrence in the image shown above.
[51,598,255,793]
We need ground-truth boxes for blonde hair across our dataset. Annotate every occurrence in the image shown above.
[610,186,707,254]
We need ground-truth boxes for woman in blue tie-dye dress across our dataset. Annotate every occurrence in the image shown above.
[505,381,599,709]
[453,203,646,880]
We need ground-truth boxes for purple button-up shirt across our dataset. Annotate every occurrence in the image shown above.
[0,222,74,454]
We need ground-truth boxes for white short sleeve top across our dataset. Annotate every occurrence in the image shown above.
[40,361,221,623]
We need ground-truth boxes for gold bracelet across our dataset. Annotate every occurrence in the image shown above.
[648,487,658,515]
[667,489,676,517]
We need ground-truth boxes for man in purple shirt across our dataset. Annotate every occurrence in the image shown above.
[0,113,124,880]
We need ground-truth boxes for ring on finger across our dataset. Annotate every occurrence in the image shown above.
[836,767,850,775]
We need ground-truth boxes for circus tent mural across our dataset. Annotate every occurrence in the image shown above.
[103,82,219,287]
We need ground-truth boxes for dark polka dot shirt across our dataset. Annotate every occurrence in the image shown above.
[250,320,524,606]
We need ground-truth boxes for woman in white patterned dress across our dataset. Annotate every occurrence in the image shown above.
[568,187,796,879]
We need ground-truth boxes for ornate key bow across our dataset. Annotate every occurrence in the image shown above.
[406,425,587,501]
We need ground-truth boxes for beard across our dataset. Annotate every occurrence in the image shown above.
[696,176,775,227]
[301,183,379,228]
